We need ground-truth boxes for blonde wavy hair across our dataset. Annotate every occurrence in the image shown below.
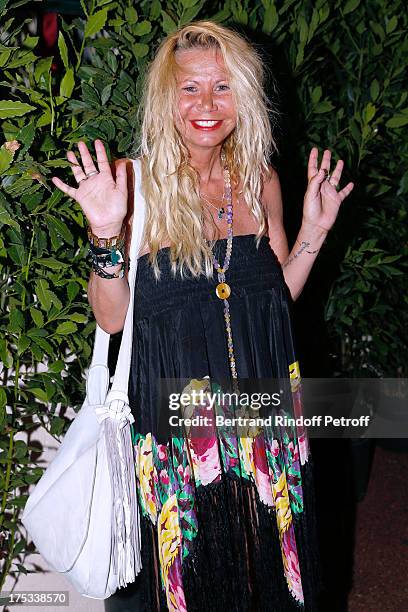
[132,20,280,280]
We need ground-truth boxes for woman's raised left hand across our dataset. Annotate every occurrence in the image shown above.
[302,147,354,233]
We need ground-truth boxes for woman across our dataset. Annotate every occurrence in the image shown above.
[52,20,354,612]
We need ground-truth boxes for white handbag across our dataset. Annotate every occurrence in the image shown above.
[21,158,145,599]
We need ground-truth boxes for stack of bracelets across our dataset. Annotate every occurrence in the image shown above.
[87,226,126,279]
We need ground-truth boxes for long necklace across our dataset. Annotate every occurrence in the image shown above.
[200,192,226,220]
[211,151,239,393]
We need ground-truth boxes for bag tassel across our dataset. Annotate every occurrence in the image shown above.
[103,400,142,587]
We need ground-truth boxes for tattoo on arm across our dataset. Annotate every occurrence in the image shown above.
[282,241,311,269]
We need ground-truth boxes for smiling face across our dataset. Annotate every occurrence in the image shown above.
[173,46,237,155]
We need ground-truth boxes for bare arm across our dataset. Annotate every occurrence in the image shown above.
[262,166,325,301]
[87,160,135,334]
[263,148,354,301]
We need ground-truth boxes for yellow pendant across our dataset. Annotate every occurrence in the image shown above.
[216,282,231,299]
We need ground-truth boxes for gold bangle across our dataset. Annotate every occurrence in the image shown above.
[87,225,125,249]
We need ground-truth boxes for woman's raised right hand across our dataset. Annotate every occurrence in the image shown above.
[51,139,128,237]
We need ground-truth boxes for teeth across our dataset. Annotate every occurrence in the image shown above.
[194,120,220,127]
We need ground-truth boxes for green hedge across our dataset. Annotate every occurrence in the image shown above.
[0,0,406,587]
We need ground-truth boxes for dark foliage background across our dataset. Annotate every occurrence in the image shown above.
[0,0,406,596]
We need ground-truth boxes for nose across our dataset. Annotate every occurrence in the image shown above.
[197,91,217,112]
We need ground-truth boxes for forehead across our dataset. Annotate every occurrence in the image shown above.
[174,47,228,80]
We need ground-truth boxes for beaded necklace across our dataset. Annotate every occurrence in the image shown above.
[211,150,240,393]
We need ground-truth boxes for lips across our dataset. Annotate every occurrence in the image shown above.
[191,120,223,131]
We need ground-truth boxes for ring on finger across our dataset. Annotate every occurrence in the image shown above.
[77,175,89,184]
[86,170,99,178]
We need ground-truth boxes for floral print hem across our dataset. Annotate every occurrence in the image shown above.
[131,366,321,612]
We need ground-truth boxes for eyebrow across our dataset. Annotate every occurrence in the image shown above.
[179,77,229,84]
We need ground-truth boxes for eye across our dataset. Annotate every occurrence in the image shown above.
[217,84,230,91]
[182,86,197,92]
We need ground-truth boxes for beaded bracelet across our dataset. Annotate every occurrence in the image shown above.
[88,241,126,279]
[88,245,125,267]
[91,261,125,279]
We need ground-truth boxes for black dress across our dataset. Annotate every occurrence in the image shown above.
[128,234,321,612]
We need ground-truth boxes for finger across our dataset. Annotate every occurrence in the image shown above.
[51,176,77,199]
[115,159,128,191]
[77,140,98,175]
[67,150,87,183]
[319,149,331,175]
[94,139,112,175]
[327,159,343,188]
[338,182,354,201]
[305,166,328,200]
[307,147,319,181]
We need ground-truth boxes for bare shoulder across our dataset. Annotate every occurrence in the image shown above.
[260,164,289,264]
[261,163,283,221]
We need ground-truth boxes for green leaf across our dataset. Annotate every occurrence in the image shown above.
[32,336,54,355]
[363,103,376,124]
[84,8,108,39]
[161,10,177,34]
[298,15,308,44]
[311,86,322,104]
[101,84,112,105]
[0,339,12,369]
[0,100,36,119]
[17,335,30,355]
[30,388,49,403]
[60,68,75,99]
[67,313,88,323]
[343,0,360,15]
[0,145,13,173]
[67,281,80,301]
[30,308,44,327]
[0,197,19,229]
[9,309,25,333]
[386,113,408,128]
[263,3,279,34]
[58,31,69,70]
[34,257,68,270]
[7,50,37,69]
[50,416,66,436]
[107,51,118,73]
[133,20,152,36]
[55,321,78,335]
[370,80,379,102]
[35,279,62,312]
[133,43,149,58]
[45,215,74,245]
[35,279,51,311]
[17,119,36,150]
[314,101,335,113]
[385,15,398,34]
[125,6,138,23]
[48,360,65,373]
